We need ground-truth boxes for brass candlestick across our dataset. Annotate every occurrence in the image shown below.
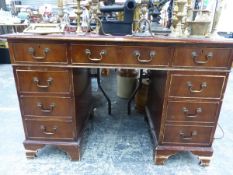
[171,0,187,37]
[89,0,101,34]
[186,0,192,21]
[133,4,140,32]
[184,0,192,36]
[177,0,186,36]
[133,0,153,37]
[57,0,64,23]
[171,0,179,32]
[88,0,109,35]
[76,0,86,35]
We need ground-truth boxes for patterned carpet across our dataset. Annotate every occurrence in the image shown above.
[0,65,233,175]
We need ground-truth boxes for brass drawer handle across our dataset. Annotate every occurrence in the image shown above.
[28,47,50,60]
[182,107,202,118]
[40,125,57,135]
[85,49,106,62]
[180,130,197,141]
[133,50,156,63]
[33,77,53,88]
[191,51,213,64]
[37,102,56,113]
[187,81,207,93]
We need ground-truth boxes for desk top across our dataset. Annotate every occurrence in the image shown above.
[3,33,233,45]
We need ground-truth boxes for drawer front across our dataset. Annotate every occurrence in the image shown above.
[21,96,73,117]
[120,46,171,66]
[25,119,75,140]
[162,124,213,146]
[169,74,226,99]
[71,44,118,65]
[16,69,72,94]
[172,47,232,69]
[12,43,67,63]
[166,101,220,123]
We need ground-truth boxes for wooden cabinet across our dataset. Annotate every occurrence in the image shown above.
[147,70,230,165]
[12,66,91,160]
[146,45,232,166]
[6,35,233,166]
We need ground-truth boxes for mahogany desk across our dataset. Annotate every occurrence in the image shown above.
[6,34,233,166]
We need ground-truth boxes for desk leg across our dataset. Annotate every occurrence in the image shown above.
[154,146,213,166]
[128,69,143,115]
[97,69,111,115]
[24,140,81,161]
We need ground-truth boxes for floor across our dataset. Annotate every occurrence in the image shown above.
[0,64,233,175]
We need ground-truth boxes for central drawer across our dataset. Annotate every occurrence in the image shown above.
[25,119,75,140]
[162,124,214,146]
[119,46,171,66]
[15,69,72,94]
[20,96,73,117]
[71,44,118,65]
[168,74,226,99]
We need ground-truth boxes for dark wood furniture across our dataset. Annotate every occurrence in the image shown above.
[6,34,233,166]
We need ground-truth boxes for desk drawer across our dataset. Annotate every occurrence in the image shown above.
[166,101,220,123]
[16,69,72,94]
[71,44,118,65]
[168,74,226,99]
[21,96,73,117]
[11,43,67,63]
[25,119,75,140]
[162,124,213,146]
[172,47,232,69]
[120,46,170,66]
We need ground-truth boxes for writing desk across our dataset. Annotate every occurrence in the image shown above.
[6,34,233,166]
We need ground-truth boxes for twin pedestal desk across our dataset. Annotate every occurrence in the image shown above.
[6,34,233,166]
